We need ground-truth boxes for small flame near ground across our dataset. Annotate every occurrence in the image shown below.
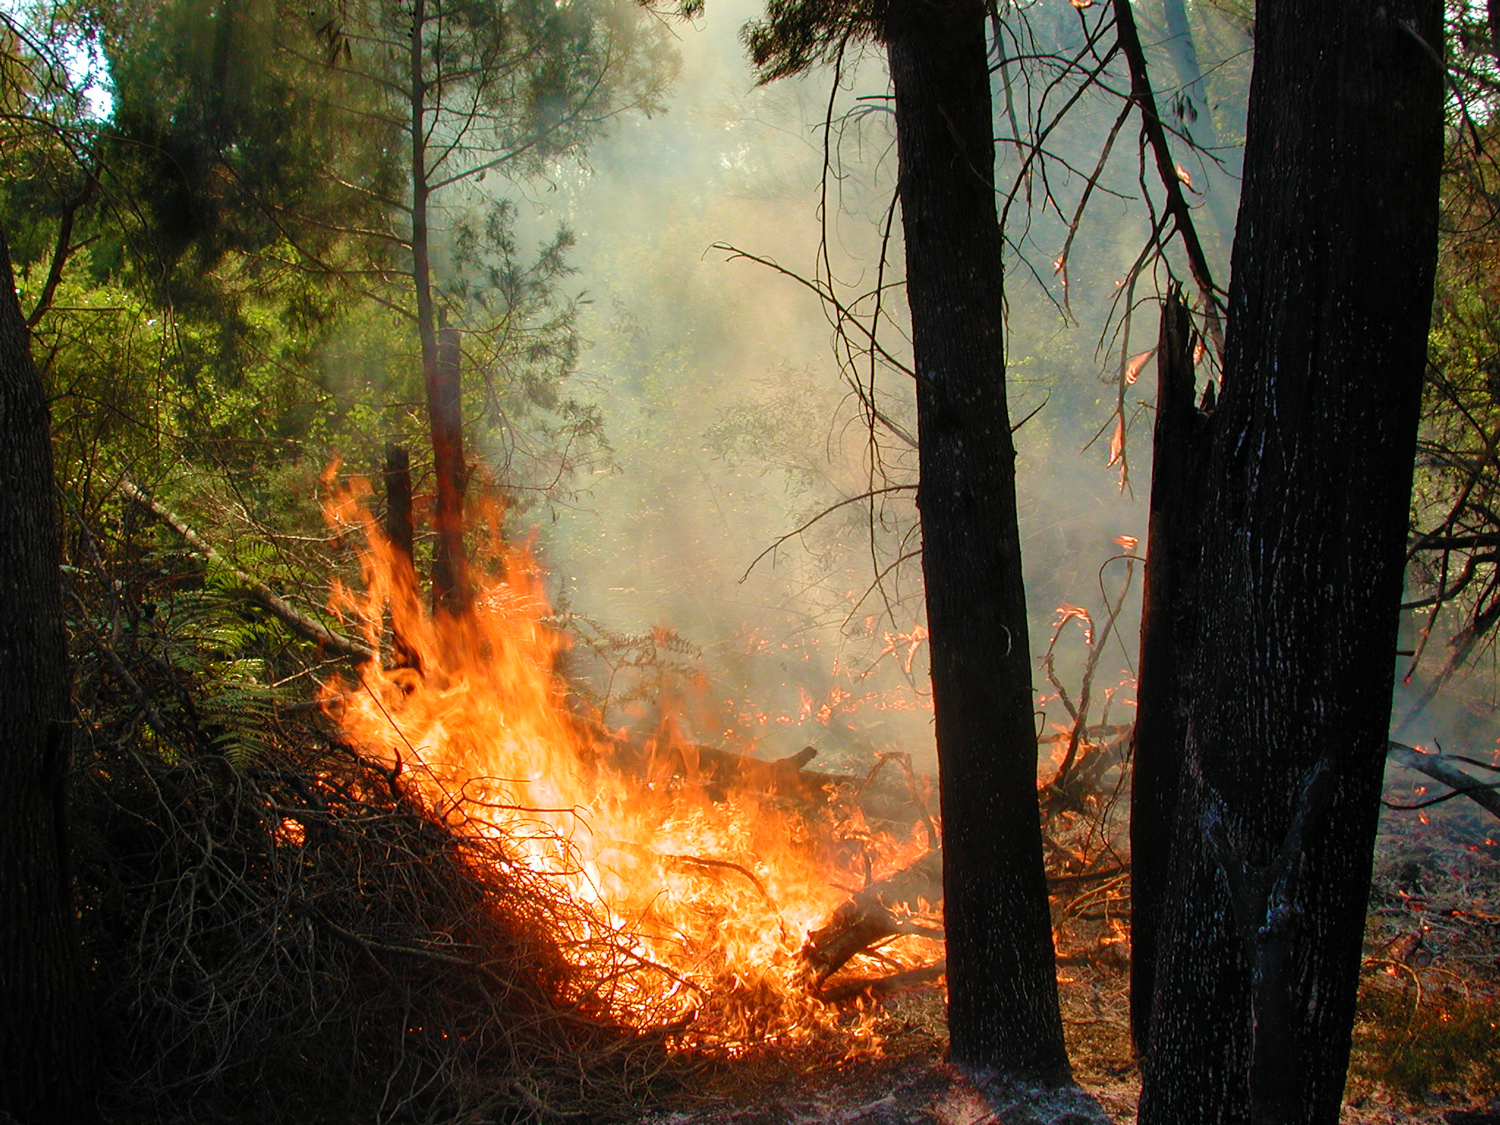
[317,472,938,1052]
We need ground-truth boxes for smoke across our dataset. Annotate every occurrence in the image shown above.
[498,2,1250,771]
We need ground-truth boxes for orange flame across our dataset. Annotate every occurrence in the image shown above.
[317,474,936,1049]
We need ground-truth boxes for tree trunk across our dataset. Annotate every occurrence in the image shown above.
[1137,3,1444,1122]
[428,324,470,614]
[885,0,1068,1080]
[383,443,423,669]
[408,0,469,617]
[0,226,94,1123]
[1128,286,1210,1055]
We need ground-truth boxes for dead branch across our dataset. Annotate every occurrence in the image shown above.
[1110,0,1227,358]
[120,480,374,663]
[799,848,943,991]
[1387,741,1500,822]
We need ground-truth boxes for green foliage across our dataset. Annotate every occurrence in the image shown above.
[741,0,885,83]
[100,0,397,282]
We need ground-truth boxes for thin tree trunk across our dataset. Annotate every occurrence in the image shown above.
[1137,3,1444,1122]
[1128,286,1209,1055]
[429,324,470,613]
[383,443,423,669]
[0,226,95,1123]
[407,0,468,616]
[885,0,1068,1080]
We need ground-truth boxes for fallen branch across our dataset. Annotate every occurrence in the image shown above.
[121,480,374,663]
[1387,741,1500,822]
[799,848,944,991]
[817,961,946,1004]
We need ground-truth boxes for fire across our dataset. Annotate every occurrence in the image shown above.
[316,473,938,1050]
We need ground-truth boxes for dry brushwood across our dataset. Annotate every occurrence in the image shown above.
[59,518,677,1123]
[71,718,677,1125]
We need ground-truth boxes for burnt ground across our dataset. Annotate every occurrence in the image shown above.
[629,758,1500,1125]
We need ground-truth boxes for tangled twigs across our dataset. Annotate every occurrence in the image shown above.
[70,711,669,1124]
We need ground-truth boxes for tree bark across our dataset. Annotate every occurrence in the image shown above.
[407,0,469,618]
[383,443,424,669]
[429,323,470,613]
[885,0,1068,1080]
[0,226,95,1123]
[1129,286,1210,1055]
[1137,3,1444,1122]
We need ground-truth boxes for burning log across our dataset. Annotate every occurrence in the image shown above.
[1388,741,1500,821]
[659,742,845,805]
[798,847,944,992]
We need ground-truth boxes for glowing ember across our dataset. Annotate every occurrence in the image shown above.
[317,472,939,1050]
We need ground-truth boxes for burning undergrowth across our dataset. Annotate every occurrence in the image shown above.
[61,485,680,1124]
[314,473,945,1051]
[61,473,1139,1124]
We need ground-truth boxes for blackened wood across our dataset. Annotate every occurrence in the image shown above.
[1138,3,1445,1122]
[1111,0,1225,355]
[382,443,422,670]
[885,0,1067,1080]
[1128,287,1210,1054]
[1388,742,1500,822]
[800,848,944,990]
[428,324,471,615]
[0,226,96,1122]
[383,442,415,564]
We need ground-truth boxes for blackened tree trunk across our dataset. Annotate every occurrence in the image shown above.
[428,324,471,614]
[0,227,94,1122]
[1128,287,1210,1054]
[1137,3,1444,1122]
[886,0,1068,1079]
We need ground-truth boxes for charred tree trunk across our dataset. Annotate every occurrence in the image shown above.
[384,442,416,565]
[885,0,1068,1080]
[383,443,423,669]
[0,227,95,1123]
[1129,286,1210,1055]
[1137,3,1444,1123]
[428,324,470,614]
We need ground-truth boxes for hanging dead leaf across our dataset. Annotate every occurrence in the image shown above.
[1124,348,1154,384]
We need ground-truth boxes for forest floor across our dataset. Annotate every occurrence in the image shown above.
[631,775,1500,1125]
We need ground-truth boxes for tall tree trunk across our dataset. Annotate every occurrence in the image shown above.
[408,2,470,616]
[885,0,1068,1080]
[1137,3,1444,1122]
[1128,286,1210,1055]
[0,227,94,1123]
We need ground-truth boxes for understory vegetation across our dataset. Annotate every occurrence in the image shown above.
[5,0,1500,1122]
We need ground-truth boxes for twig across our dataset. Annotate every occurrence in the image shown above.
[1110,0,1227,359]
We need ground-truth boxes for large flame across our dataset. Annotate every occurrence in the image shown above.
[317,474,938,1049]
